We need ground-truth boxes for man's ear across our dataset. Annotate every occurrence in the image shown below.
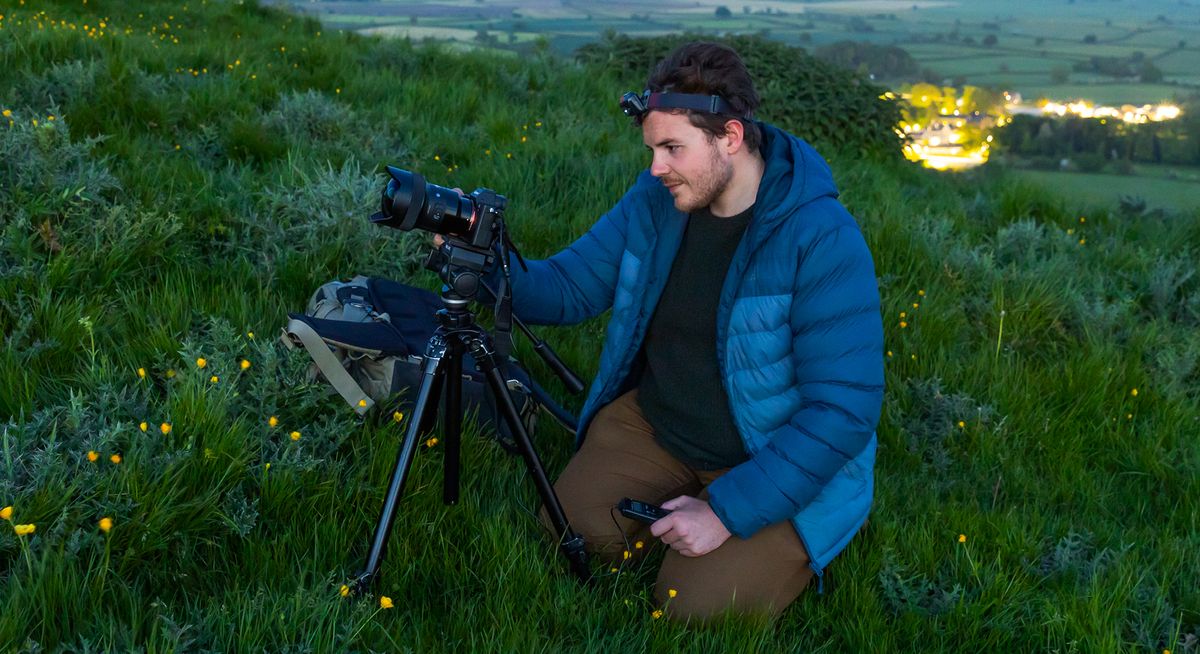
[722,118,745,155]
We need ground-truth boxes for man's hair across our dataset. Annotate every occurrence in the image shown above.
[644,42,762,153]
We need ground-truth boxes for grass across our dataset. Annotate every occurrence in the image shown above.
[1010,167,1200,212]
[1,0,1200,651]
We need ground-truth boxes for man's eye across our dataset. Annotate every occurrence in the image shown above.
[667,145,680,153]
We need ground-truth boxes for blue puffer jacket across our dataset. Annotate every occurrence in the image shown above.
[505,122,884,585]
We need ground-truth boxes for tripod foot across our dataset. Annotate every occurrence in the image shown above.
[351,570,376,595]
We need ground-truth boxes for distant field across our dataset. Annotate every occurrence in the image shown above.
[277,0,1200,105]
[1010,167,1200,213]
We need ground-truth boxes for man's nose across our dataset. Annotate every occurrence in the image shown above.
[649,153,670,178]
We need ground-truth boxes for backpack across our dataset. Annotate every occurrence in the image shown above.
[280,276,576,450]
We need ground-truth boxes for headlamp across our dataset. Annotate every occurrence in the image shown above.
[618,90,748,120]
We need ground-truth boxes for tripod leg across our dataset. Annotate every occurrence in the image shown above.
[468,338,592,584]
[353,336,448,593]
[442,338,463,506]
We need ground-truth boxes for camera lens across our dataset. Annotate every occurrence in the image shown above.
[372,166,476,236]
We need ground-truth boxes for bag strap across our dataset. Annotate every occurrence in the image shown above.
[281,318,375,416]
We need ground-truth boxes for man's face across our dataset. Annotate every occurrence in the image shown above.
[642,110,734,213]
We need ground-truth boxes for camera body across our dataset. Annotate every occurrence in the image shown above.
[371,165,507,254]
[371,165,509,298]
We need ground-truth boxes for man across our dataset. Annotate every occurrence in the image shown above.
[489,42,882,621]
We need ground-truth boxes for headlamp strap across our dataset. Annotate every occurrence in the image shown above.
[645,92,745,118]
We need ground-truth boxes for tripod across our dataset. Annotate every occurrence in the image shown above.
[351,288,591,592]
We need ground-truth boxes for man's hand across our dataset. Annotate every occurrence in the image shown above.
[650,495,732,557]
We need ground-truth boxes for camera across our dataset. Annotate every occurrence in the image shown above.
[371,165,506,253]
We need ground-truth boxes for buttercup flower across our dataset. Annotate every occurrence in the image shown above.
[393,411,404,423]
[139,422,148,432]
[0,506,11,520]
[634,540,644,549]
[137,367,146,378]
[13,524,35,536]
[269,416,278,428]
[240,359,251,370]
[958,421,965,428]
[1130,388,1138,397]
[622,550,631,560]
[958,534,967,543]
[196,357,207,368]
[290,431,301,441]
[110,454,122,464]
[210,375,219,383]
[651,609,663,619]
[87,451,99,462]
[358,399,367,408]
[379,596,394,609]
[99,517,113,533]
[668,588,677,598]
[166,369,176,378]
[340,584,350,597]
[425,437,438,447]
[161,423,172,435]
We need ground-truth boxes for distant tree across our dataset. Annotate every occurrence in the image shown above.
[409,15,417,25]
[1050,67,1070,83]
[1083,34,1097,44]
[982,34,998,47]
[1140,61,1164,83]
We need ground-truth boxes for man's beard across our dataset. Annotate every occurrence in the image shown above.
[667,145,734,213]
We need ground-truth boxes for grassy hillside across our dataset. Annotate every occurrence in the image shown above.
[2,1,1199,651]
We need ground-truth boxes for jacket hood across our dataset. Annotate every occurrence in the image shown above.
[752,121,840,231]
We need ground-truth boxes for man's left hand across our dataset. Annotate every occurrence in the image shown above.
[650,496,732,557]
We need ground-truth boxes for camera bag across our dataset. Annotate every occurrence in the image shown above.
[281,276,570,449]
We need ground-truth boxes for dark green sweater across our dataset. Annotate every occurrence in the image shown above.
[636,203,754,470]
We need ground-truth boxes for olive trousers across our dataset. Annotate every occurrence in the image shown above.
[539,390,813,623]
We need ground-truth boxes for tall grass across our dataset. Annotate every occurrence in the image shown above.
[1,1,1198,651]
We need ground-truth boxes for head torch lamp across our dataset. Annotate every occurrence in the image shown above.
[619,90,749,121]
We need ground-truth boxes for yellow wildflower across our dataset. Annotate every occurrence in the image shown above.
[393,411,404,423]
[247,332,255,339]
[110,454,122,464]
[139,421,148,432]
[668,588,677,598]
[958,421,965,428]
[886,351,893,357]
[166,369,176,378]
[269,416,279,428]
[1130,388,1138,397]
[900,312,906,318]
[379,596,394,609]
[13,523,35,536]
[622,550,631,560]
[651,609,663,619]
[160,423,171,435]
[196,357,207,368]
[340,584,350,597]
[99,517,113,533]
[358,399,367,408]
[241,359,250,370]
[912,303,919,309]
[425,437,438,448]
[137,367,146,378]
[634,540,644,549]
[918,289,925,296]
[290,431,301,441]
[1,109,10,117]
[899,321,908,329]
[958,534,966,543]
[0,506,11,520]
[210,375,219,383]
[535,121,542,127]
[610,567,617,573]
[87,450,99,462]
